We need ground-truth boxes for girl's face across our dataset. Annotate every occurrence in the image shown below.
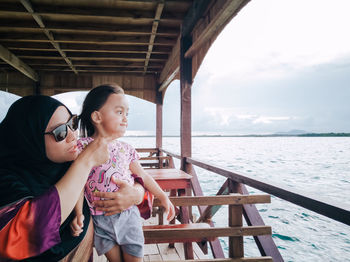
[45,106,79,163]
[97,93,129,139]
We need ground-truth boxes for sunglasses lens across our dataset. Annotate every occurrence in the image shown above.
[70,115,79,131]
[52,125,67,142]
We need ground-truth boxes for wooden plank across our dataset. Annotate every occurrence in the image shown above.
[157,243,181,261]
[153,195,270,207]
[0,35,176,46]
[186,165,225,258]
[145,254,162,262]
[0,25,178,38]
[239,184,284,262]
[180,34,192,170]
[20,0,78,74]
[0,44,38,81]
[159,66,179,91]
[158,37,180,88]
[147,258,273,262]
[186,157,350,226]
[229,205,243,258]
[196,179,230,223]
[156,94,163,150]
[144,2,164,74]
[144,244,159,255]
[144,225,272,243]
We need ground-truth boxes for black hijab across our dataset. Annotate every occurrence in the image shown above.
[0,95,90,261]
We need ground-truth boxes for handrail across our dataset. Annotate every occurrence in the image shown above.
[160,148,181,159]
[186,156,350,226]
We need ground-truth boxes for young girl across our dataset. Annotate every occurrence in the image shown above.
[71,84,175,262]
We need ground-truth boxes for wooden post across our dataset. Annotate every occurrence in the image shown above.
[179,34,194,259]
[156,89,163,154]
[229,194,244,258]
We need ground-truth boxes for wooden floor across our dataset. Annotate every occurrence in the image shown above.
[93,214,209,262]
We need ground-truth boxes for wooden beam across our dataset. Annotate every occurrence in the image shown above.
[156,89,163,150]
[0,25,179,38]
[158,36,180,85]
[158,66,179,92]
[239,184,284,262]
[186,156,350,226]
[144,2,164,74]
[181,0,211,37]
[0,34,176,46]
[153,195,271,206]
[143,225,272,241]
[185,0,250,58]
[180,35,192,170]
[0,10,182,27]
[0,44,38,81]
[20,0,78,74]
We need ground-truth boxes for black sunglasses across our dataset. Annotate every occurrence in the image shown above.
[44,115,78,142]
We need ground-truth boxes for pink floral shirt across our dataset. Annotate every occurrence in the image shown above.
[77,137,140,215]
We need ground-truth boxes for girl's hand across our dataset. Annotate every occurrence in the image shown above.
[161,196,175,221]
[70,213,84,237]
[93,177,145,216]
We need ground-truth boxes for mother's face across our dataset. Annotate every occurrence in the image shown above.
[45,106,79,163]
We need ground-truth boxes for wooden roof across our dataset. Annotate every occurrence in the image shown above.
[0,0,250,103]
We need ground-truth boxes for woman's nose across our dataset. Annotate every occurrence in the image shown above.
[66,127,77,142]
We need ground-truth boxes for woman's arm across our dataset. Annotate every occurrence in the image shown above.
[93,178,145,216]
[55,137,109,224]
[70,191,85,237]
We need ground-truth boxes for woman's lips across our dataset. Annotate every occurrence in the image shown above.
[68,145,78,153]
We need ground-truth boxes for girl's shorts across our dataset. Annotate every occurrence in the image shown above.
[92,205,144,258]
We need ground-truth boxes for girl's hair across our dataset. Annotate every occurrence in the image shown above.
[79,83,124,137]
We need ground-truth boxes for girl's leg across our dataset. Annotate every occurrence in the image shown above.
[122,252,143,262]
[105,245,122,262]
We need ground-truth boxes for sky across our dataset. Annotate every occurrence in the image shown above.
[1,0,350,135]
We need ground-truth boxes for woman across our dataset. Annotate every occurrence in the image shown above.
[0,96,145,261]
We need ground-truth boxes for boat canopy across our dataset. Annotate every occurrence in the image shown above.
[0,0,250,103]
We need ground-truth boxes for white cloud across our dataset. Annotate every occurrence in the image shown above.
[200,0,350,83]
[253,116,291,124]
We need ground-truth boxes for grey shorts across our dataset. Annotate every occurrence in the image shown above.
[92,205,144,258]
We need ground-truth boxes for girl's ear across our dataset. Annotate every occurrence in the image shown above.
[91,111,102,124]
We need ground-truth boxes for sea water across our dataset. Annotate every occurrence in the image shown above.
[121,136,350,262]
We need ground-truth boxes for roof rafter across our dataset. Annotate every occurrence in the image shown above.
[143,2,164,74]
[20,0,78,74]
[0,44,38,81]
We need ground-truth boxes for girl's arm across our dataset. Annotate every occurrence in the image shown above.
[130,160,175,221]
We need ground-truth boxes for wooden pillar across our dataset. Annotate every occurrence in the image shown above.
[180,35,192,171]
[229,194,244,258]
[180,34,194,259]
[156,90,163,152]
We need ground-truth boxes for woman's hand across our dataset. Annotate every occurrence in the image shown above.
[70,213,84,237]
[92,177,145,216]
[78,137,110,167]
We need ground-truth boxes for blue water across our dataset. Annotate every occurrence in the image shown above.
[121,136,350,262]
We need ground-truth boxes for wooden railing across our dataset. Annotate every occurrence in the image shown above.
[158,148,350,261]
[144,195,273,262]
